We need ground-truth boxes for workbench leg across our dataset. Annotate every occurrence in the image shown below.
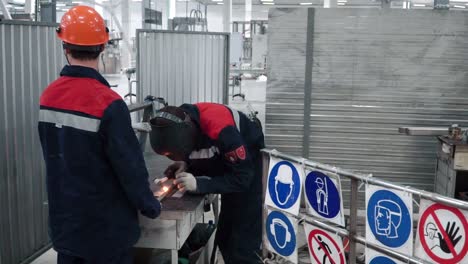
[171,249,178,264]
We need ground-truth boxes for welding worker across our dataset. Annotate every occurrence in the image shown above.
[150,103,265,264]
[38,6,161,264]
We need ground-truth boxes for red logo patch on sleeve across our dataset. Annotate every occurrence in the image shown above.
[235,146,246,160]
[224,146,247,163]
[225,151,238,163]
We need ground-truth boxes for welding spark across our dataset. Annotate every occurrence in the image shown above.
[162,186,169,192]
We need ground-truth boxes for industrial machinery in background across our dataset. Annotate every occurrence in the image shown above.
[123,67,137,103]
[232,20,268,69]
[100,30,123,74]
[229,20,268,101]
[400,125,468,201]
[0,0,33,20]
[169,3,207,32]
[143,7,162,29]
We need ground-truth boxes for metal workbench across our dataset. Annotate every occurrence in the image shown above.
[135,151,216,264]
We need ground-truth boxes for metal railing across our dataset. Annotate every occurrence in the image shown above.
[261,149,468,264]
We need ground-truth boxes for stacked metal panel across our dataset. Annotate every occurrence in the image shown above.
[0,21,64,264]
[309,8,468,190]
[137,30,229,106]
[265,8,309,157]
[266,8,468,207]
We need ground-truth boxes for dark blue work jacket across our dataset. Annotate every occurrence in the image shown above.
[181,103,265,194]
[38,65,160,260]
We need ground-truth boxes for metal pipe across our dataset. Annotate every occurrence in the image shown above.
[261,153,271,259]
[262,149,468,210]
[354,235,430,264]
[127,101,153,112]
[348,179,358,263]
[275,209,432,264]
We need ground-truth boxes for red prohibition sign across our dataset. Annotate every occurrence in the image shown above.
[308,229,345,264]
[418,203,468,264]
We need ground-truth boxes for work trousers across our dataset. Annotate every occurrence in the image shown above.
[216,191,263,264]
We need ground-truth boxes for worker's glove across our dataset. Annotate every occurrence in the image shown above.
[174,172,197,193]
[164,161,187,179]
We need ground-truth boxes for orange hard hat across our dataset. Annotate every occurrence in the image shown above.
[56,5,109,47]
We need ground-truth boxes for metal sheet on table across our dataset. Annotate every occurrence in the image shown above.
[142,151,206,218]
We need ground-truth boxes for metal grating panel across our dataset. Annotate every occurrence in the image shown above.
[266,8,468,208]
[0,21,64,264]
[137,30,229,106]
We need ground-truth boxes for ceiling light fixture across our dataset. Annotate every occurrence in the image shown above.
[337,2,346,5]
[261,0,274,2]
[413,3,425,6]
[262,2,275,4]
[299,2,313,5]
[454,4,466,7]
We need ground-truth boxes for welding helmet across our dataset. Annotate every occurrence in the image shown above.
[56,6,109,51]
[149,106,196,161]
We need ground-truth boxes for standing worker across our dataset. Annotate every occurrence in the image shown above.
[38,6,161,264]
[150,103,265,264]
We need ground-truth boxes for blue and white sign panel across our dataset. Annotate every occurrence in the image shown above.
[266,210,298,263]
[304,169,345,227]
[365,185,413,258]
[367,250,403,264]
[265,157,304,216]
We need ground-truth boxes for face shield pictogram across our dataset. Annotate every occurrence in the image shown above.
[375,200,402,238]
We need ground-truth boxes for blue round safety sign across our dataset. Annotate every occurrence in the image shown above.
[266,211,296,256]
[305,171,341,219]
[367,190,411,248]
[369,256,397,264]
[267,161,301,209]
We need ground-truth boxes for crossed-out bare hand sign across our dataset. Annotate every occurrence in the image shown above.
[437,221,462,254]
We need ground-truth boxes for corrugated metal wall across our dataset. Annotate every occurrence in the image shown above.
[265,8,309,157]
[0,21,64,264]
[266,9,468,207]
[137,30,229,106]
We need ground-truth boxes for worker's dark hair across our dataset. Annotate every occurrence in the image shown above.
[69,49,102,60]
[64,42,104,60]
[151,106,187,127]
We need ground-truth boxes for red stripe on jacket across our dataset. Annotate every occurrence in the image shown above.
[195,103,235,140]
[40,76,121,118]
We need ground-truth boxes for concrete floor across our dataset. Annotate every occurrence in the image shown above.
[31,74,266,264]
